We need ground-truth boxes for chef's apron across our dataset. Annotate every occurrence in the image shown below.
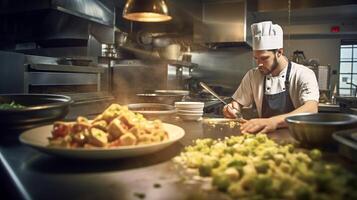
[262,61,295,118]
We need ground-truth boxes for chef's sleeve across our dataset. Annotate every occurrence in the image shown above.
[232,71,254,107]
[298,68,320,104]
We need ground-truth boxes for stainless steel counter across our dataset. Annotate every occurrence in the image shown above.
[318,103,340,113]
[0,117,350,200]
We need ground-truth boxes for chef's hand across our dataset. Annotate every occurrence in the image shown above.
[223,101,240,119]
[240,117,279,134]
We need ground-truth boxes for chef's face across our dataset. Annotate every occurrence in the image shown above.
[253,50,278,75]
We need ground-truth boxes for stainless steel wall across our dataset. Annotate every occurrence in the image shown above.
[190,48,254,94]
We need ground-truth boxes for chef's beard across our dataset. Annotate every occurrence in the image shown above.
[259,55,279,75]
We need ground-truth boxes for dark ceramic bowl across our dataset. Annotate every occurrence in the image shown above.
[0,94,72,131]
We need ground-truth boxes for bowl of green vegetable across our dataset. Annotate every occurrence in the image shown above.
[0,94,72,131]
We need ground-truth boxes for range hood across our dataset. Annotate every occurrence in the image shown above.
[0,0,114,47]
[194,0,256,47]
[0,0,113,25]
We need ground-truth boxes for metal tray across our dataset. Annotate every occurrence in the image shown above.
[0,94,72,131]
[333,128,357,162]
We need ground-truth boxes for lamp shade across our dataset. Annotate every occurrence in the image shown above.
[123,0,172,22]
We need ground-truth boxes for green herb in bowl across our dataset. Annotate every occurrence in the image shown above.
[0,101,26,110]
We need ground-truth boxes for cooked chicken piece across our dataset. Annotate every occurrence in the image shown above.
[87,127,108,147]
[119,133,137,146]
[76,116,89,124]
[91,120,108,131]
[107,118,128,139]
[101,104,123,122]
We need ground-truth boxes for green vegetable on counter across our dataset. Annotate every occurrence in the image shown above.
[173,133,357,200]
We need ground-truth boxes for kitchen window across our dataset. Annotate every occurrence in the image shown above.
[339,42,357,96]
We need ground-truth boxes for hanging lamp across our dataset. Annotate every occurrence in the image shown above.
[123,0,172,22]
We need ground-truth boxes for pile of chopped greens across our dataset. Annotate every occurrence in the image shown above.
[173,133,357,200]
[0,101,26,110]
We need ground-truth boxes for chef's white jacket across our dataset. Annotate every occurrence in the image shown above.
[232,62,320,117]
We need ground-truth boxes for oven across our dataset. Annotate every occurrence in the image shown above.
[0,51,114,119]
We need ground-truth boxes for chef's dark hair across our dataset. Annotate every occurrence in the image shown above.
[268,49,279,53]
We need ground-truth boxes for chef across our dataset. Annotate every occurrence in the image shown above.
[223,21,319,133]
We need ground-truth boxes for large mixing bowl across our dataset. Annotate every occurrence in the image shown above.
[136,93,185,105]
[285,113,357,147]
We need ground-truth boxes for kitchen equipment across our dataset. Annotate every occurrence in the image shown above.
[0,94,72,131]
[152,37,171,48]
[57,57,93,66]
[336,96,357,114]
[0,52,104,94]
[292,50,307,65]
[199,82,243,119]
[285,113,357,147]
[127,103,176,121]
[122,0,171,22]
[174,102,204,121]
[333,129,357,162]
[174,102,204,110]
[154,90,189,96]
[115,31,128,46]
[158,44,181,60]
[195,0,252,45]
[136,93,185,105]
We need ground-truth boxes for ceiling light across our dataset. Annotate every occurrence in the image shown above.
[123,0,172,22]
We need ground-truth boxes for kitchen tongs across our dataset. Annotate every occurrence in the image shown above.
[199,82,243,120]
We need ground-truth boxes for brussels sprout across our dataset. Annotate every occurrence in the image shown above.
[199,164,212,177]
[212,174,230,192]
[273,154,284,165]
[224,167,240,180]
[227,159,247,168]
[253,175,275,197]
[255,161,269,174]
[227,182,244,198]
[255,133,267,143]
[309,149,322,160]
[295,186,312,200]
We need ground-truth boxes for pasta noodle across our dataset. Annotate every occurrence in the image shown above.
[48,104,168,148]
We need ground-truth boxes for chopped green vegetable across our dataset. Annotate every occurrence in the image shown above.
[0,101,26,110]
[173,133,357,199]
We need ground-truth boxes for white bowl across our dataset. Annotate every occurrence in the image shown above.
[177,109,204,115]
[177,113,203,121]
[176,108,204,112]
[174,102,204,110]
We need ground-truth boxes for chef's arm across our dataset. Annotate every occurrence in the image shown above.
[270,100,319,128]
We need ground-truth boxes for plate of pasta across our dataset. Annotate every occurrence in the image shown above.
[19,104,185,159]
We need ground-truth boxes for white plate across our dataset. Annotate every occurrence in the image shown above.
[19,123,185,160]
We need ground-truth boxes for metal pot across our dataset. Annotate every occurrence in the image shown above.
[115,31,128,46]
[158,44,181,60]
[152,37,171,48]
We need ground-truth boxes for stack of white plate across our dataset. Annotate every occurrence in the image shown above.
[174,102,204,121]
